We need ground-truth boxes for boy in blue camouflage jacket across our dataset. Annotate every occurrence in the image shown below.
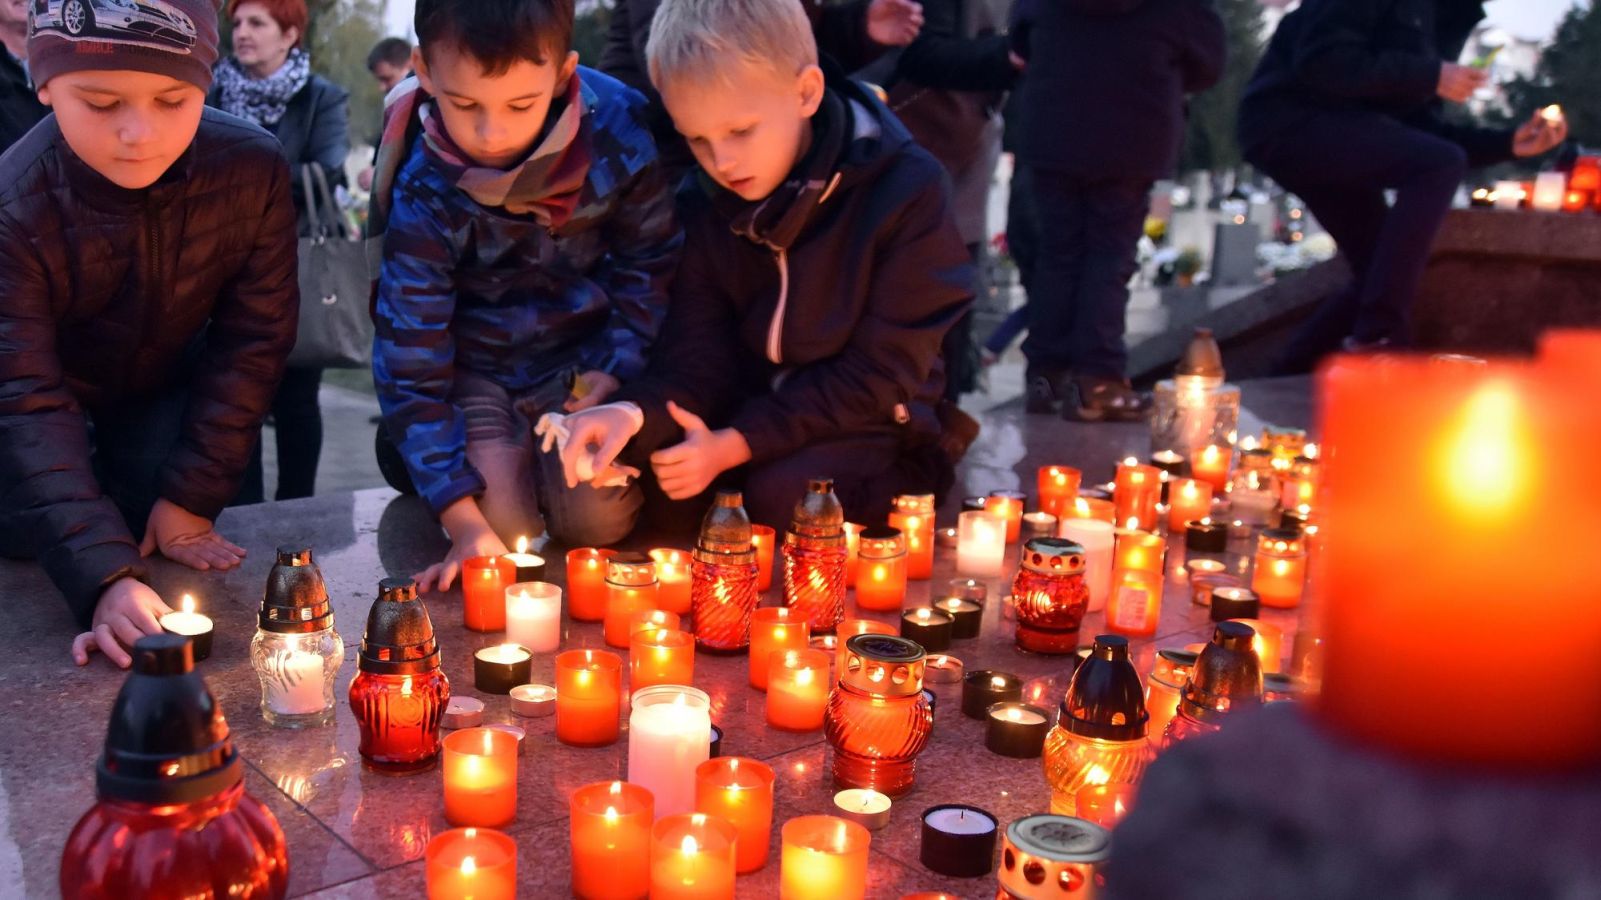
[369,0,681,591]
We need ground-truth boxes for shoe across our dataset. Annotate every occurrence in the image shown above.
[935,400,982,465]
[1025,368,1068,415]
[1064,375,1151,423]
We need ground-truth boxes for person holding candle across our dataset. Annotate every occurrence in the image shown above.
[553,0,973,531]
[0,0,299,668]
[370,0,683,591]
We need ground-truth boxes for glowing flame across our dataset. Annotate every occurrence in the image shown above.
[1085,764,1111,786]
[516,535,529,555]
[991,675,1006,689]
[604,806,618,822]
[1437,380,1528,515]
[180,594,196,614]
[460,856,477,875]
[610,781,623,796]
[681,835,699,856]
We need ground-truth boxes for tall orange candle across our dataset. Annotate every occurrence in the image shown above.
[695,757,776,874]
[1113,462,1161,532]
[833,618,895,677]
[779,815,870,900]
[604,553,659,649]
[1112,531,1166,575]
[570,780,653,900]
[1037,466,1082,518]
[1189,444,1232,492]
[853,528,908,612]
[555,649,622,747]
[843,523,864,588]
[650,549,693,616]
[1062,495,1117,526]
[767,649,831,731]
[1250,529,1307,609]
[748,606,811,690]
[461,556,514,632]
[985,491,1026,544]
[1318,354,1601,767]
[1106,568,1163,638]
[631,628,696,690]
[567,548,616,622]
[442,728,518,828]
[651,813,737,900]
[426,827,516,900]
[1166,478,1213,534]
[888,494,936,580]
[752,525,777,593]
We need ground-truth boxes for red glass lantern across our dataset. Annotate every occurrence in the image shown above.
[1163,621,1262,748]
[783,478,848,632]
[1570,155,1601,192]
[349,578,450,773]
[61,635,288,899]
[692,490,760,651]
[1011,538,1091,654]
[825,634,934,797]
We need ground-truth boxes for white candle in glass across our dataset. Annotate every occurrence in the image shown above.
[627,686,711,819]
[956,511,1006,577]
[264,645,325,715]
[1059,518,1115,612]
[505,582,562,653]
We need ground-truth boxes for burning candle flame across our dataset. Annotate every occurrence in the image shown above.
[516,535,528,555]
[180,594,196,615]
[680,835,699,856]
[991,675,1006,689]
[1438,380,1528,515]
[604,805,618,822]
[460,856,477,875]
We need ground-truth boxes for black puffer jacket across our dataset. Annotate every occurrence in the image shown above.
[0,50,45,155]
[0,109,298,626]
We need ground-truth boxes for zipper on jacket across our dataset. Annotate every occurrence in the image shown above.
[143,195,163,351]
[765,248,790,365]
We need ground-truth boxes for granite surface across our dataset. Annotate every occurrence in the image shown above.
[4,380,1315,899]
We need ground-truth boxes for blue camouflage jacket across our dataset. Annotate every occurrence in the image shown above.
[373,67,681,514]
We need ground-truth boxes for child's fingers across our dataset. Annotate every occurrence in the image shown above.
[650,443,691,468]
[95,624,132,668]
[130,601,166,636]
[72,632,93,666]
[412,565,439,593]
[436,561,461,592]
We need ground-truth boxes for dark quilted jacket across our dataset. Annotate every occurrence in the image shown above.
[0,109,299,627]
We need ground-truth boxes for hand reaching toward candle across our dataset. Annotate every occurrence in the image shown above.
[556,404,645,488]
[139,498,247,571]
[867,0,924,47]
[1513,108,1568,158]
[415,498,511,592]
[651,402,752,500]
[72,578,173,667]
[563,370,621,413]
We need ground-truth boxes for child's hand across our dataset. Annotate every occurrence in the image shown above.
[565,370,622,412]
[1514,108,1568,158]
[867,0,924,47]
[560,405,644,488]
[650,402,752,500]
[140,498,247,571]
[415,500,510,592]
[73,578,173,668]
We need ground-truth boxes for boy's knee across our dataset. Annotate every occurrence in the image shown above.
[1422,142,1469,187]
[544,486,643,548]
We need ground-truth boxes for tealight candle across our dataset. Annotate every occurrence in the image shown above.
[1189,444,1232,492]
[935,597,982,639]
[1037,466,1082,518]
[1022,511,1059,541]
[651,813,737,900]
[832,618,896,676]
[628,686,712,819]
[1058,518,1114,613]
[472,643,532,695]
[919,805,998,878]
[604,553,659,649]
[899,606,954,652]
[1076,783,1138,829]
[832,788,892,831]
[1191,571,1243,609]
[985,491,1027,544]
[956,511,1006,577]
[1064,496,1117,524]
[442,727,518,828]
[748,606,810,690]
[843,522,864,588]
[854,528,909,612]
[555,649,622,747]
[487,721,526,754]
[962,670,1022,719]
[695,757,776,873]
[767,649,831,731]
[947,578,987,604]
[649,549,693,616]
[1113,461,1161,532]
[924,654,965,684]
[1166,478,1213,534]
[1185,517,1228,555]
[504,582,561,654]
[630,628,695,690]
[159,594,214,662]
[1251,528,1308,609]
[566,548,616,622]
[1210,586,1260,622]
[936,526,959,548]
[985,702,1051,758]
[751,524,777,593]
[502,535,545,583]
[709,723,724,758]
[570,780,652,900]
[780,815,871,900]
[442,696,484,730]
[509,683,556,717]
[888,494,937,580]
[461,556,514,632]
[426,827,516,900]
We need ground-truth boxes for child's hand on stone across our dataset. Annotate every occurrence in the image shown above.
[650,402,752,500]
[141,498,247,571]
[72,577,173,668]
[414,510,509,593]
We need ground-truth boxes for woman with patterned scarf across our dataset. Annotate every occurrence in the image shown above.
[209,0,350,505]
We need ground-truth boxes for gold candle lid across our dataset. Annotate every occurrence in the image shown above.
[606,552,658,587]
[840,633,925,697]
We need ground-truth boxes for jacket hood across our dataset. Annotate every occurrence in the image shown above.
[827,58,914,188]
[1063,0,1147,15]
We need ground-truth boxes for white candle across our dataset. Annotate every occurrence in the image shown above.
[833,789,892,831]
[264,647,325,715]
[1059,518,1115,612]
[505,582,561,653]
[1532,172,1567,211]
[1493,180,1525,210]
[923,806,996,835]
[956,511,1006,577]
[627,687,711,819]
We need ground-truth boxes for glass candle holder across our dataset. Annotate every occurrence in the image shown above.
[504,582,562,654]
[566,548,617,622]
[350,578,449,774]
[651,813,737,900]
[832,618,896,678]
[1113,462,1162,532]
[1011,538,1091,654]
[1189,444,1233,493]
[252,546,341,728]
[1164,622,1263,748]
[461,555,515,632]
[956,510,1007,577]
[1037,466,1083,519]
[1112,530,1166,575]
[900,606,955,652]
[570,780,653,900]
[1106,567,1164,638]
[503,535,545,582]
[631,608,681,638]
[1228,466,1278,527]
[1042,635,1152,816]
[1165,478,1214,535]
[1151,376,1240,457]
[767,649,831,731]
[555,649,622,748]
[997,814,1110,900]
[1226,617,1285,674]
[962,670,1023,719]
[783,479,849,633]
[1251,528,1308,609]
[649,548,694,616]
[691,491,760,653]
[844,522,864,588]
[1262,425,1307,466]
[780,815,871,900]
[935,597,982,640]
[695,757,776,874]
[1144,648,1197,748]
[985,490,1027,544]
[1057,518,1114,614]
[749,606,810,690]
[604,552,660,649]
[628,686,712,819]
[888,494,937,580]
[472,644,532,695]
[1064,496,1118,525]
[825,634,933,796]
[442,727,518,828]
[631,628,695,690]
[426,827,517,900]
[854,527,909,611]
[1278,456,1321,513]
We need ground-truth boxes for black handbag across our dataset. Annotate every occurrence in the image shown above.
[287,163,372,369]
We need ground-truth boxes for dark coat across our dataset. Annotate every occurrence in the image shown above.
[0,109,298,627]
[617,74,972,464]
[0,50,44,155]
[1015,0,1226,181]
[1238,0,1512,165]
[895,0,1019,94]
[208,73,349,223]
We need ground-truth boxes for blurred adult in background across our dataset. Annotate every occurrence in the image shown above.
[210,0,350,503]
[367,36,413,94]
[1240,0,1566,372]
[0,0,44,153]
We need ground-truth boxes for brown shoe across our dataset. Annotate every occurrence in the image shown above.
[1065,375,1151,423]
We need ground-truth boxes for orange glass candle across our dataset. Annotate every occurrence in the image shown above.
[779,815,870,900]
[567,548,616,623]
[1250,529,1307,609]
[749,606,811,690]
[1166,478,1213,534]
[985,491,1026,544]
[604,553,659,649]
[1063,496,1117,525]
[752,525,777,593]
[1037,466,1082,518]
[461,556,514,632]
[1189,444,1232,493]
[767,649,831,731]
[555,649,622,747]
[888,494,936,580]
[650,549,693,616]
[853,528,908,612]
[442,728,518,828]
[651,813,737,900]
[631,608,681,638]
[843,523,864,588]
[1226,618,1284,674]
[1112,531,1165,575]
[1075,783,1137,830]
[631,628,695,690]
[1106,568,1163,638]
[1113,462,1161,532]
[695,757,776,874]
[570,780,653,900]
[833,618,896,677]
[426,827,516,900]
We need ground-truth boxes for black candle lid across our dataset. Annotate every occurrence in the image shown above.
[1019,538,1086,576]
[259,545,334,634]
[358,577,441,675]
[1061,635,1149,741]
[96,634,241,805]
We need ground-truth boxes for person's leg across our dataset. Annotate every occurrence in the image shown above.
[90,387,191,542]
[1021,170,1088,408]
[235,440,266,506]
[453,371,545,543]
[940,244,982,401]
[1267,179,1387,371]
[741,433,903,531]
[1067,179,1152,380]
[271,367,323,501]
[1007,163,1041,297]
[521,393,643,548]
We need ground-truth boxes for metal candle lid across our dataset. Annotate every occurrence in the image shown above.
[694,490,756,563]
[786,478,845,545]
[1020,538,1086,576]
[857,527,906,560]
[358,577,441,675]
[1175,326,1225,382]
[606,552,657,587]
[1256,528,1306,556]
[840,633,926,697]
[259,545,334,634]
[1006,813,1111,863]
[1061,635,1149,741]
[894,493,935,515]
[1180,621,1263,722]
